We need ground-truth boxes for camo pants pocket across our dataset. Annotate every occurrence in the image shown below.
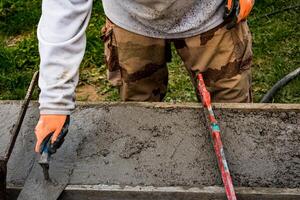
[101,19,122,86]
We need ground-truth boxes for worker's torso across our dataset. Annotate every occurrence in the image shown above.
[102,0,225,39]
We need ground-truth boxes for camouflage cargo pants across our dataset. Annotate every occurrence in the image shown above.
[101,19,253,102]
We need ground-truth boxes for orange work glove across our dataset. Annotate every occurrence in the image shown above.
[34,115,68,153]
[224,0,255,28]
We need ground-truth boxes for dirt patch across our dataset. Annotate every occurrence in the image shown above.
[76,84,105,101]
[5,33,32,47]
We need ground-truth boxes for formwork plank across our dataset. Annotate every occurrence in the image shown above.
[7,185,300,200]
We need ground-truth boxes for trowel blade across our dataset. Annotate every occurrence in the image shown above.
[40,163,50,181]
[17,160,73,200]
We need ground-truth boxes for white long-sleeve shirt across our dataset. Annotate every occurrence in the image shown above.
[38,0,224,114]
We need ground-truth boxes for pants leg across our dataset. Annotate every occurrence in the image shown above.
[102,19,169,101]
[174,21,253,103]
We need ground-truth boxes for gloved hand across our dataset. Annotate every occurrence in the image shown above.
[224,0,255,28]
[34,115,68,153]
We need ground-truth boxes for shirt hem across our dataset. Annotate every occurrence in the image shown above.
[105,14,224,39]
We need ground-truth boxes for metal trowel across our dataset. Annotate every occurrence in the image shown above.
[38,117,70,181]
[17,117,73,200]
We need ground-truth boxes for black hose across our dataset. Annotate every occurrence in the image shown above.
[260,67,300,103]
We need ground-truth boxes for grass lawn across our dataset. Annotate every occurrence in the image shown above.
[0,0,299,103]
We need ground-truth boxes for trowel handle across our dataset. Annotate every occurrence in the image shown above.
[48,116,70,155]
[40,133,52,154]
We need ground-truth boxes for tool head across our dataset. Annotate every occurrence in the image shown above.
[39,151,51,180]
[40,162,50,181]
[39,137,51,180]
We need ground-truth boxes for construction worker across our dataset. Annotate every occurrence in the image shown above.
[35,0,255,152]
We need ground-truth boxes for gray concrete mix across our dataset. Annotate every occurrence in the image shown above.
[1,101,299,191]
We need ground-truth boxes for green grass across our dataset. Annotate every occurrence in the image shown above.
[0,0,299,103]
[249,0,300,103]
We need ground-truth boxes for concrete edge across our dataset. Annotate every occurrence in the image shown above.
[6,185,300,200]
[66,185,300,195]
[1,100,300,111]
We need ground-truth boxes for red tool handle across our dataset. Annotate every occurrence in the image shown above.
[197,73,237,200]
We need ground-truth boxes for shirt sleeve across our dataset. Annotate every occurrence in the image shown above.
[37,0,93,115]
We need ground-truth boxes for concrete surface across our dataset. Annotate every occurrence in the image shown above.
[0,101,300,199]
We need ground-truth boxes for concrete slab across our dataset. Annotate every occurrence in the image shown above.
[1,101,299,199]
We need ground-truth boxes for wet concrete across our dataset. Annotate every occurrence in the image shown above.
[1,101,299,194]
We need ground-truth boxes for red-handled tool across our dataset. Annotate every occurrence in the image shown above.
[197,73,237,200]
